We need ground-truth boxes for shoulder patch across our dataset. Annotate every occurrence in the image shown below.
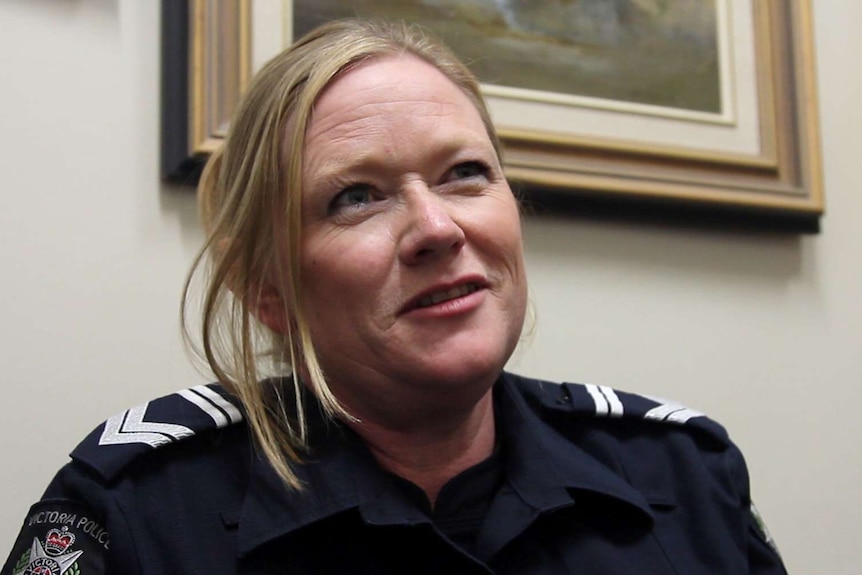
[1,500,109,575]
[564,381,730,444]
[70,384,244,481]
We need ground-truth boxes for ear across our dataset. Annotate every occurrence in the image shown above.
[249,282,290,335]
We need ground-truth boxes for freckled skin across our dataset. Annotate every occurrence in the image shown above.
[294,54,528,432]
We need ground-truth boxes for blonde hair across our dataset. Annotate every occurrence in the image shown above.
[182,19,502,489]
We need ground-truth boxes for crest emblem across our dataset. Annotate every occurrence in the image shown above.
[12,526,83,575]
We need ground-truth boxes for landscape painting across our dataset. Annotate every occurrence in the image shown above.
[292,0,722,115]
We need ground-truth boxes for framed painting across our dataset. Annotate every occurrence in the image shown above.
[162,0,823,230]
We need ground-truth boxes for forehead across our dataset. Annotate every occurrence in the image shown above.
[304,53,487,149]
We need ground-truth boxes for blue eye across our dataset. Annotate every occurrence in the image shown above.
[330,184,373,212]
[449,161,488,181]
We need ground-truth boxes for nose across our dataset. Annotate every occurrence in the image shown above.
[398,186,466,265]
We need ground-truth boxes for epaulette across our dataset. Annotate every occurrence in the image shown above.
[70,383,244,482]
[520,376,731,447]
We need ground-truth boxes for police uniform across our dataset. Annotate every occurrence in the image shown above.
[2,372,786,574]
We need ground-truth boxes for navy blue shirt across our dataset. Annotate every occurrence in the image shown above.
[2,373,786,574]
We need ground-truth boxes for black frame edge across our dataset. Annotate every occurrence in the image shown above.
[160,0,206,185]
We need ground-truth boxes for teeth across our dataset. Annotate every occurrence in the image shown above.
[417,283,478,308]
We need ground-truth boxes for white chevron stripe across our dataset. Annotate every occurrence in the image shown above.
[602,386,624,417]
[189,385,243,425]
[586,384,624,417]
[99,404,194,447]
[178,388,229,427]
[585,384,609,416]
[663,408,704,424]
[644,397,704,424]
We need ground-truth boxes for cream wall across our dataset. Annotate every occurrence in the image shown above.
[1,2,858,573]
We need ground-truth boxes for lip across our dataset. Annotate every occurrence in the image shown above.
[399,275,489,316]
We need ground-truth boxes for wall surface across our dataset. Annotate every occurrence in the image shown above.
[1,1,859,573]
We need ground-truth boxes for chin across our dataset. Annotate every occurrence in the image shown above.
[411,343,510,393]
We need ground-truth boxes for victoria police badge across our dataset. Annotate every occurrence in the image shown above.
[12,526,83,575]
[2,501,108,575]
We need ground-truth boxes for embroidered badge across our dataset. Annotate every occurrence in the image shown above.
[2,501,108,575]
[12,526,82,575]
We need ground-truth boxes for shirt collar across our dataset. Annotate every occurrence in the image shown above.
[469,373,655,560]
[236,400,431,557]
[495,372,655,519]
[236,373,655,558]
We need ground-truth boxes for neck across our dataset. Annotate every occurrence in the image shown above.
[347,390,496,506]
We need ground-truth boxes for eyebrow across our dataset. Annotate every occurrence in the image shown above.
[306,134,496,186]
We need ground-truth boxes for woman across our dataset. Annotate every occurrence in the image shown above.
[3,19,786,574]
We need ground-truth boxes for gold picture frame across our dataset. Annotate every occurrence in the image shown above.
[162,0,823,229]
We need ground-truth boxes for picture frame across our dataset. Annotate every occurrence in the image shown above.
[161,0,823,230]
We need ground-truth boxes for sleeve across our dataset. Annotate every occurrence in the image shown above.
[724,442,787,575]
[747,500,787,575]
[1,463,137,575]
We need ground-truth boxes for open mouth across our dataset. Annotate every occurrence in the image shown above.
[416,283,479,308]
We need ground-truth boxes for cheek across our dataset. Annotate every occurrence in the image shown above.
[491,204,529,308]
[300,230,395,306]
[479,197,525,265]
